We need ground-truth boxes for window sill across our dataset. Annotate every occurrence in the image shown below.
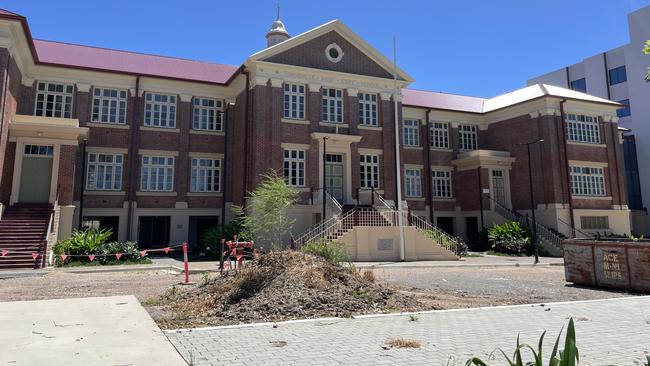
[86,122,129,129]
[190,130,225,136]
[403,146,423,150]
[136,191,177,197]
[186,192,222,197]
[358,125,382,131]
[572,195,612,200]
[319,122,348,128]
[567,141,606,148]
[430,147,453,153]
[281,118,311,125]
[291,187,311,192]
[432,197,456,202]
[84,190,126,196]
[406,197,425,201]
[141,126,180,133]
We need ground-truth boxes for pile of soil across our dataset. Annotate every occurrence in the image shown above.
[153,251,424,328]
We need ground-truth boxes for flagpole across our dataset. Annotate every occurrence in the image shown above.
[393,35,405,261]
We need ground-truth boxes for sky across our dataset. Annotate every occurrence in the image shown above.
[3,0,650,97]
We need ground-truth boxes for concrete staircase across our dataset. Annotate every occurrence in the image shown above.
[0,204,52,269]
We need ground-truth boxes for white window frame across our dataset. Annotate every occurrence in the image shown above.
[405,168,422,198]
[144,92,177,128]
[430,122,450,149]
[322,88,344,123]
[358,93,377,126]
[193,97,223,131]
[283,83,305,120]
[34,81,74,118]
[190,158,221,192]
[360,154,379,189]
[566,114,600,144]
[92,87,127,124]
[86,153,123,191]
[283,149,306,187]
[570,166,606,196]
[459,124,478,151]
[141,156,175,192]
[403,119,420,147]
[432,170,452,198]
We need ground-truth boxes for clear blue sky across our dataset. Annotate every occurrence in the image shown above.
[3,0,650,97]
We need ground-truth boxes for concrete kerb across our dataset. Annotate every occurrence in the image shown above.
[351,262,565,269]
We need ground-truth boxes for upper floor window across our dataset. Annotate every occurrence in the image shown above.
[141,156,174,191]
[569,78,587,93]
[35,81,73,118]
[193,97,223,131]
[92,88,127,124]
[430,122,450,149]
[403,119,420,147]
[144,92,176,128]
[570,166,605,196]
[608,66,627,85]
[283,149,305,187]
[358,93,377,126]
[566,114,600,144]
[616,99,631,118]
[432,170,452,198]
[360,154,379,189]
[459,125,477,150]
[284,83,305,120]
[190,158,221,192]
[86,153,123,191]
[405,168,422,198]
[322,88,343,123]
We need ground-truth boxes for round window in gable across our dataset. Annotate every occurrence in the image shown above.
[325,43,344,63]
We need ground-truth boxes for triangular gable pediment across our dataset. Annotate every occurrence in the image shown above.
[247,20,413,83]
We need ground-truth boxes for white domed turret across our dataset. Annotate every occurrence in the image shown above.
[266,6,290,48]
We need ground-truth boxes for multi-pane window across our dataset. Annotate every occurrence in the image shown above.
[358,93,377,126]
[86,153,123,191]
[459,125,477,150]
[193,98,223,131]
[35,81,74,118]
[144,93,176,128]
[283,149,305,186]
[570,166,606,196]
[616,99,631,118]
[322,88,343,123]
[141,156,174,191]
[430,122,450,149]
[403,119,420,146]
[491,170,506,205]
[569,78,587,93]
[92,88,127,124]
[360,154,379,189]
[283,83,305,120]
[432,170,452,198]
[23,144,53,156]
[190,158,221,192]
[405,168,422,197]
[566,114,600,143]
[608,66,627,85]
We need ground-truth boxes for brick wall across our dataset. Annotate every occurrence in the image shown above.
[58,145,77,205]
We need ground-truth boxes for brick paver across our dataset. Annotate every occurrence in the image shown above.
[166,296,650,365]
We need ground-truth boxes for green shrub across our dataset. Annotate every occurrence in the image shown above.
[199,221,246,258]
[98,241,142,263]
[301,241,349,264]
[53,228,148,266]
[53,228,112,257]
[487,222,532,256]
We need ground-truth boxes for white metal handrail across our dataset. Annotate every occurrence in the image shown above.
[325,190,342,218]
[293,209,355,247]
[409,213,460,256]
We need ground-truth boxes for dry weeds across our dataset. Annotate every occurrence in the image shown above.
[387,338,421,349]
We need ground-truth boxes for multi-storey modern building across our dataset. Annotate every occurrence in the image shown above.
[528,5,650,235]
[0,9,632,267]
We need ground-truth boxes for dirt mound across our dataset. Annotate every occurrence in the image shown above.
[155,251,423,328]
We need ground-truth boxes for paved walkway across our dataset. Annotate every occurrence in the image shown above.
[166,296,650,365]
[0,295,186,365]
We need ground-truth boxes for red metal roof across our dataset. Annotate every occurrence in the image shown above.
[402,88,485,113]
[33,39,239,84]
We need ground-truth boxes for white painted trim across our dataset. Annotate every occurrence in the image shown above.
[281,143,311,150]
[140,126,180,133]
[189,130,225,136]
[568,160,608,168]
[86,147,128,154]
[188,152,224,159]
[138,149,179,157]
[567,141,606,148]
[358,148,383,155]
[281,118,311,125]
[135,191,177,197]
[83,190,126,196]
[85,122,129,130]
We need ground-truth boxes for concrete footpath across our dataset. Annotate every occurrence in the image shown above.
[167,296,650,366]
[0,295,186,365]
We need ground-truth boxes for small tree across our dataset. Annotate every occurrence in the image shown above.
[644,40,650,82]
[233,170,299,250]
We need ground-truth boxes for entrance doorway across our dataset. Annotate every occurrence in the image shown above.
[437,217,455,236]
[325,153,344,201]
[18,144,53,203]
[138,216,170,249]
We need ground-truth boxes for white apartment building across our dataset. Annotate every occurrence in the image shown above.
[528,5,650,235]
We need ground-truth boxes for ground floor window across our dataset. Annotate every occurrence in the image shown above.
[360,154,379,189]
[405,168,422,197]
[432,170,452,198]
[82,216,119,242]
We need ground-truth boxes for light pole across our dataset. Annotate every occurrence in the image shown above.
[322,137,328,221]
[219,102,235,271]
[517,138,544,264]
